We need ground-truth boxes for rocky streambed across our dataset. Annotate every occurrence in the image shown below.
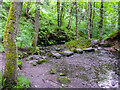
[20,45,119,88]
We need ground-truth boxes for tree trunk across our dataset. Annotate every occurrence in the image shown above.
[92,2,95,31]
[57,0,60,27]
[26,0,31,16]
[75,1,78,40]
[99,0,103,39]
[0,0,2,6]
[88,0,91,39]
[67,2,74,30]
[3,2,23,88]
[32,1,40,53]
[60,2,65,27]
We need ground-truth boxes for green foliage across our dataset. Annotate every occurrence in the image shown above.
[13,75,30,88]
[65,37,91,49]
[59,73,66,76]
[32,62,37,66]
[103,30,119,40]
[37,59,47,64]
[17,16,34,48]
[1,2,119,48]
[58,76,71,84]
[0,43,4,52]
[18,60,22,69]
[50,68,56,74]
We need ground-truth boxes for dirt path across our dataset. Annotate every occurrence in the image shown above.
[0,47,119,88]
[21,48,119,88]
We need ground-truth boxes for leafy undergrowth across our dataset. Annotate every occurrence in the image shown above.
[13,75,30,88]
[65,37,91,50]
[0,43,4,52]
[103,30,119,40]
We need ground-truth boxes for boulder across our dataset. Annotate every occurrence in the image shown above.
[32,62,37,66]
[91,39,99,47]
[50,51,61,59]
[55,47,61,51]
[83,47,95,52]
[74,48,83,54]
[62,51,74,56]
[29,60,38,64]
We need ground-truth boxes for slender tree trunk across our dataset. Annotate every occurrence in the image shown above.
[99,0,103,39]
[88,0,91,39]
[3,2,23,88]
[57,0,60,27]
[60,2,65,27]
[16,2,23,34]
[67,2,74,29]
[92,2,95,31]
[32,0,40,53]
[26,0,31,16]
[0,0,2,5]
[75,1,78,40]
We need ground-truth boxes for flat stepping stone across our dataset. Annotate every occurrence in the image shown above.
[74,48,83,54]
[28,55,40,60]
[62,51,74,56]
[51,51,61,59]
[83,47,95,52]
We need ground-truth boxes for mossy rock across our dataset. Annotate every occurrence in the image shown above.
[32,62,37,66]
[25,58,29,61]
[23,52,27,55]
[48,51,61,59]
[48,52,52,57]
[37,59,47,64]
[18,60,22,69]
[74,48,83,54]
[50,68,56,74]
[58,77,71,84]
[29,57,33,60]
[59,73,66,76]
[62,51,74,57]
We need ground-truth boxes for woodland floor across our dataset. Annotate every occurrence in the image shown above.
[0,46,120,88]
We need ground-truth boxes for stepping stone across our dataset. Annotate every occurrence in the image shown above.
[28,55,40,60]
[62,51,74,56]
[83,47,95,52]
[55,47,61,51]
[51,51,61,59]
[74,48,83,54]
[29,60,38,64]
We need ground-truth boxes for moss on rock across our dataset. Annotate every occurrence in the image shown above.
[58,76,71,84]
[37,59,47,64]
[50,68,56,74]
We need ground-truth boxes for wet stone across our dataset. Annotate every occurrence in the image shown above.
[83,47,95,52]
[62,51,74,56]
[74,48,83,54]
[51,51,61,59]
